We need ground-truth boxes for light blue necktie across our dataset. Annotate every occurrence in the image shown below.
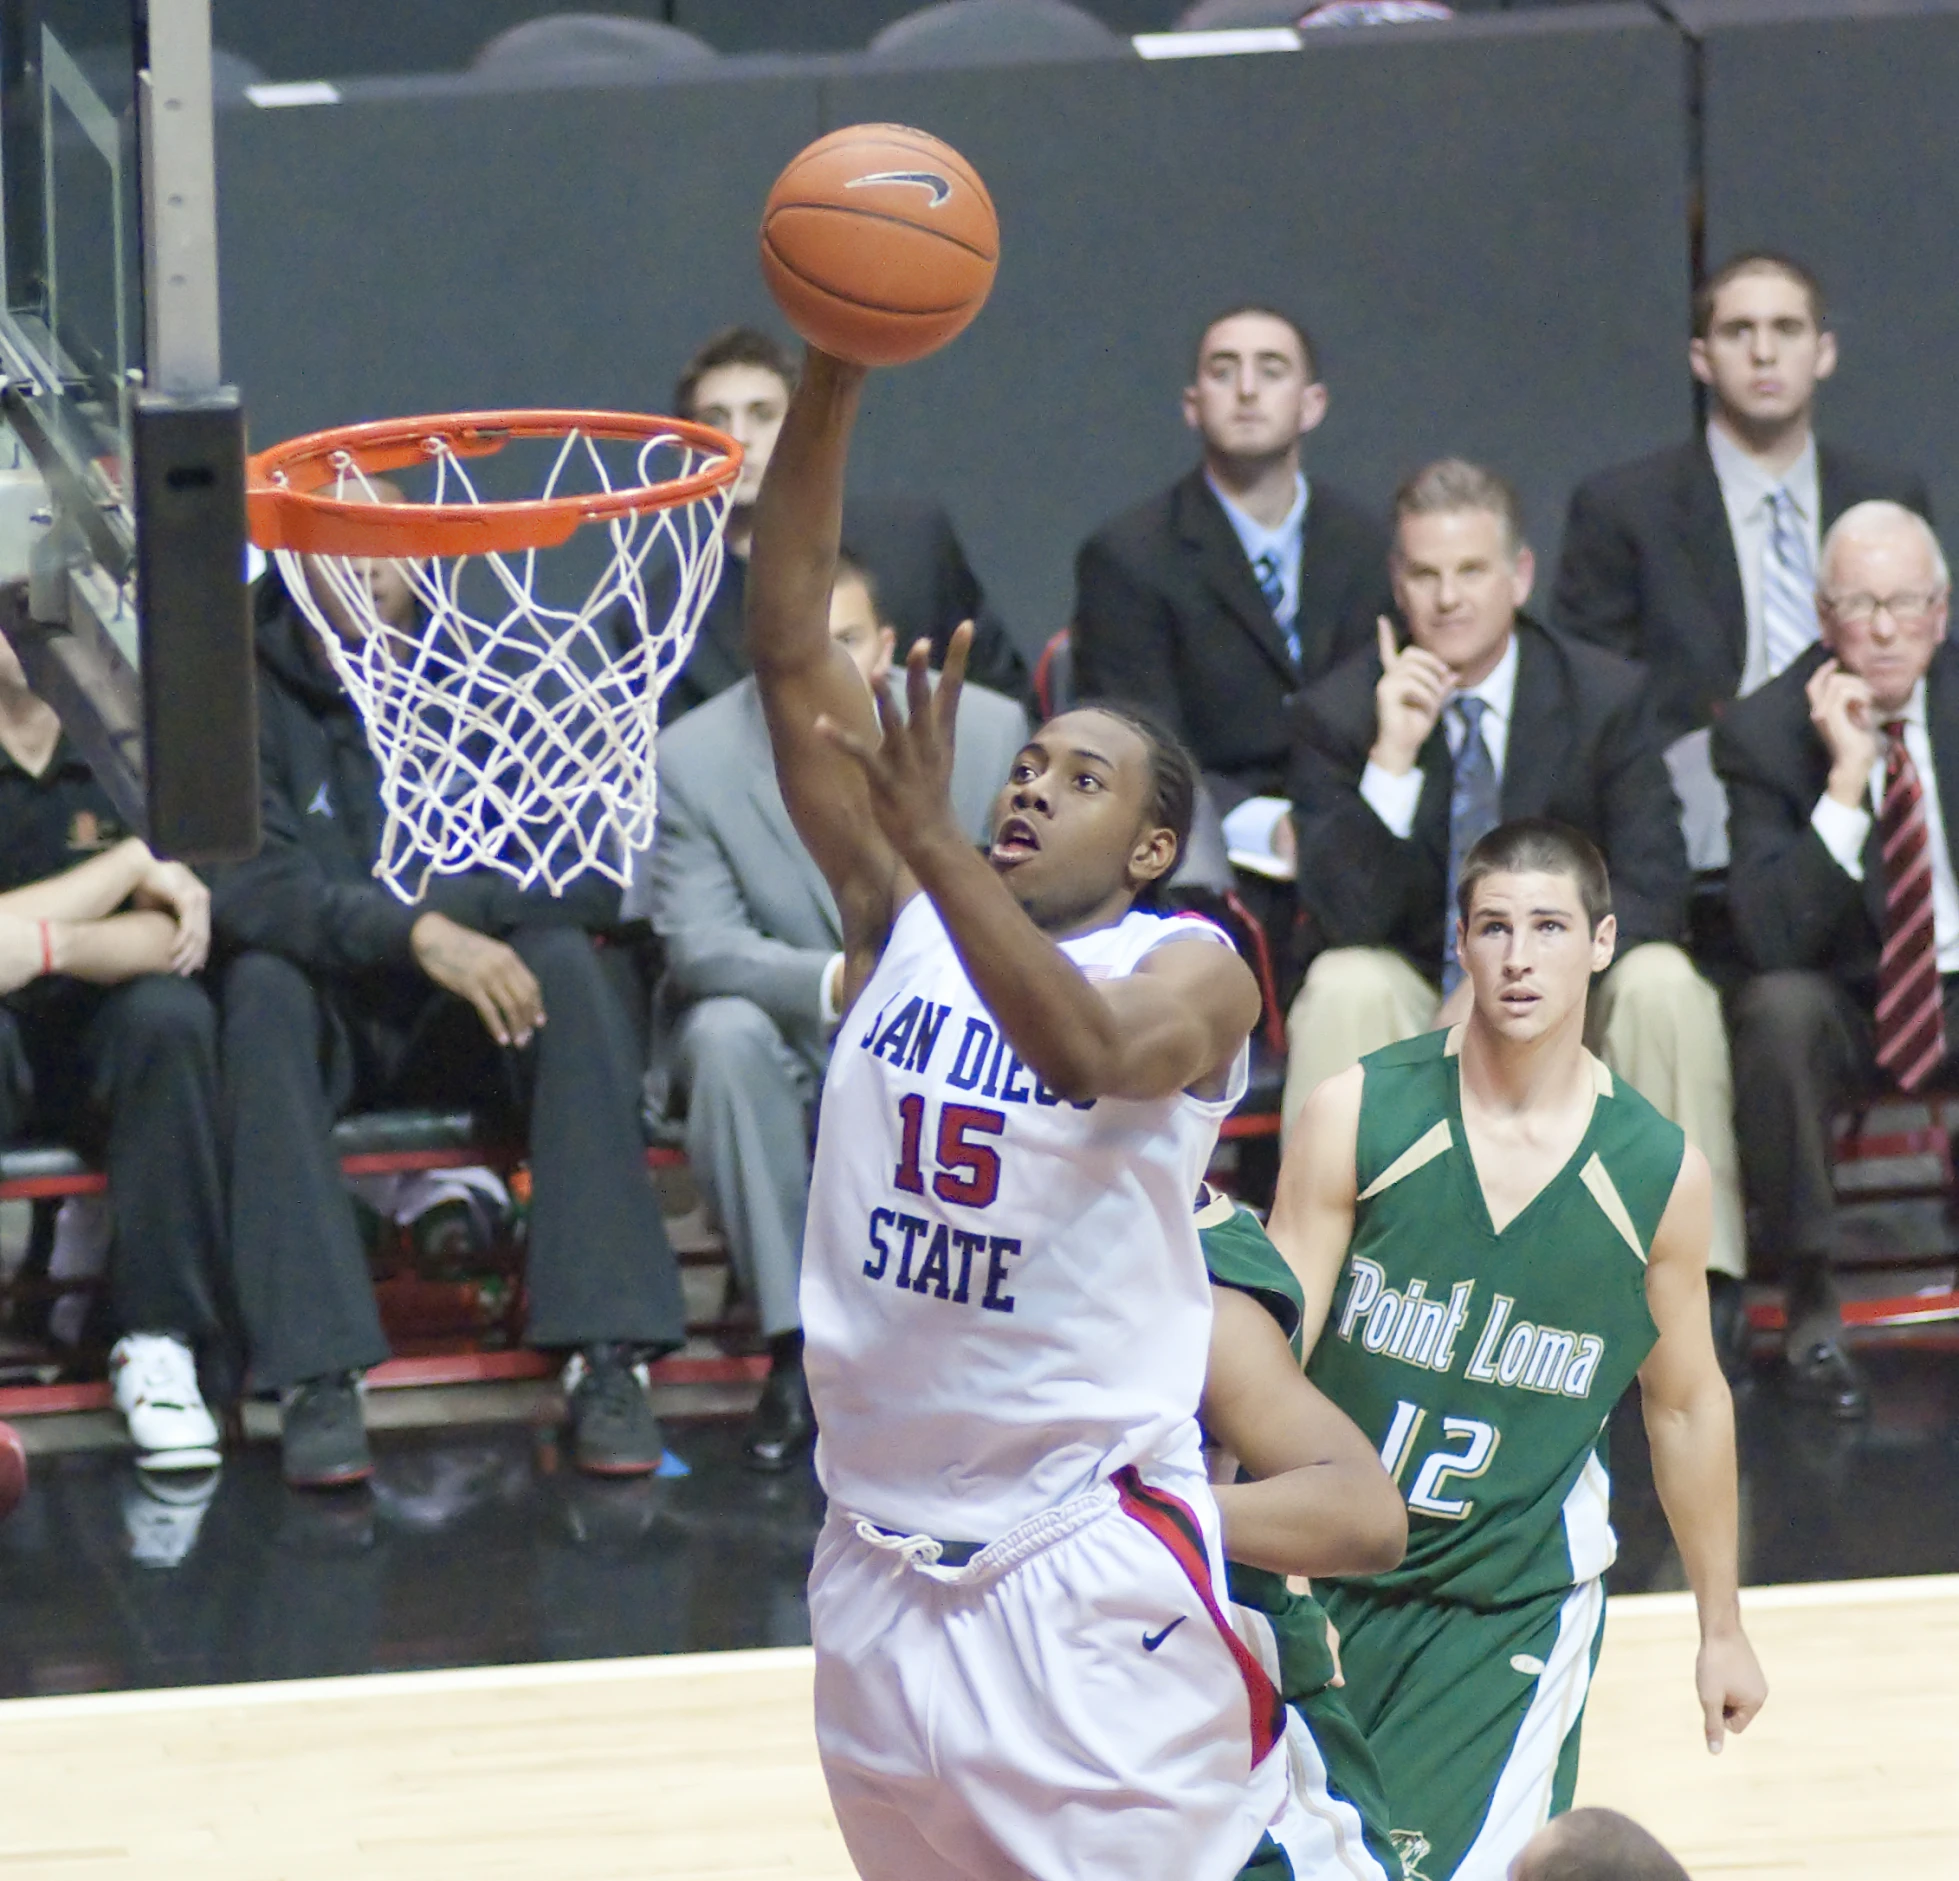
[1443,696,1500,996]
[1252,550,1300,666]
[1762,487,1818,678]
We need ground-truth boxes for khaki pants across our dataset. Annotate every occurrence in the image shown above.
[1281,943,1746,1278]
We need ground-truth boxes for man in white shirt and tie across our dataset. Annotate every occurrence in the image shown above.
[1555,252,1930,867]
[1714,502,1959,1418]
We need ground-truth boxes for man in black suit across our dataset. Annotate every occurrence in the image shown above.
[1555,252,1928,859]
[658,327,1028,719]
[1071,304,1391,811]
[1713,502,1957,1418]
[1284,460,1748,1300]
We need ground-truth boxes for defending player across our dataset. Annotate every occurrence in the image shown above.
[748,343,1290,1880]
[1199,1184,1410,1881]
[1269,819,1767,1881]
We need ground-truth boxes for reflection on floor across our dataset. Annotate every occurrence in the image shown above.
[1,1343,1954,1701]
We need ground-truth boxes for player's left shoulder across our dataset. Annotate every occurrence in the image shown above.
[1197,1188,1306,1354]
[1583,1053,1690,1259]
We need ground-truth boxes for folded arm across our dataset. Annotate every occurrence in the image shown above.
[1204,1286,1406,1576]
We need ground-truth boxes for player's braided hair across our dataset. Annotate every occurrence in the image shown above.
[1066,701,1197,908]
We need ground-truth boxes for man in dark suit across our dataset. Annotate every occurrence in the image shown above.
[1555,252,1928,858]
[1285,460,1748,1302]
[1713,502,1957,1418]
[658,327,1028,719]
[214,550,689,1488]
[1071,304,1391,810]
[629,554,1028,1470]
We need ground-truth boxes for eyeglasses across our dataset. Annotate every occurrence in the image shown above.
[1819,588,1948,626]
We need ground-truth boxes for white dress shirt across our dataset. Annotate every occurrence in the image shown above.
[1207,469,1309,644]
[1357,633,1520,839]
[1808,678,1959,973]
[1706,421,1821,698]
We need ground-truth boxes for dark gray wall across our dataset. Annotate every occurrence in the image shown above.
[218,11,1691,651]
[1697,0,1959,529]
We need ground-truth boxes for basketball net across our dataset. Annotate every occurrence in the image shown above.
[259,420,736,902]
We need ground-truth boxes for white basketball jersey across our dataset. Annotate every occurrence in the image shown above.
[800,891,1249,1541]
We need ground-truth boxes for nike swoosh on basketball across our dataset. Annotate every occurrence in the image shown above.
[1142,1616,1188,1652]
[845,171,951,207]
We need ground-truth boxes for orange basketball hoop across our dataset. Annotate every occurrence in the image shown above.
[244,409,743,901]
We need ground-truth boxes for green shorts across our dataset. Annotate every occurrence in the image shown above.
[1318,1578,1608,1881]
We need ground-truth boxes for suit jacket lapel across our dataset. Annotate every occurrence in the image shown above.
[1817,443,1862,530]
[736,687,843,945]
[1925,646,1959,915]
[1497,625,1565,817]
[1678,440,1748,676]
[1174,470,1299,680]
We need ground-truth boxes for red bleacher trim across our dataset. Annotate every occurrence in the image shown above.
[1219,1110,1281,1141]
[0,1171,109,1200]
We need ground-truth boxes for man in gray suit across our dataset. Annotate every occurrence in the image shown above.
[635,553,1029,1468]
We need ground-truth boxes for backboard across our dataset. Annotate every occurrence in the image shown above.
[0,0,255,860]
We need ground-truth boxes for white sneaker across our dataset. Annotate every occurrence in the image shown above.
[110,1334,221,1471]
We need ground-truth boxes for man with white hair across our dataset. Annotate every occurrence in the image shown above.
[1714,500,1956,1416]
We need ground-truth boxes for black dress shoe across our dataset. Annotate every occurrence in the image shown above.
[743,1357,815,1473]
[281,1374,373,1488]
[1783,1339,1870,1420]
[1708,1273,1751,1384]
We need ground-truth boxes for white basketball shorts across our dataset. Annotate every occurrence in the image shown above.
[809,1464,1290,1881]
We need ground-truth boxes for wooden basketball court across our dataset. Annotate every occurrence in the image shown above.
[0,1574,1950,1878]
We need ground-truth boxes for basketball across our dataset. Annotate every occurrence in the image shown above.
[759,123,999,368]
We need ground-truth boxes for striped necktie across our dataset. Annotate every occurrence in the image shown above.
[1761,487,1818,678]
[1442,696,1500,997]
[1252,550,1300,665]
[1876,719,1947,1091]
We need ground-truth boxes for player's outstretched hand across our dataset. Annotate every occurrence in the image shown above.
[815,622,972,863]
[1696,1626,1767,1754]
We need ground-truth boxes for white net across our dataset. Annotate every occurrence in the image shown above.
[266,422,735,901]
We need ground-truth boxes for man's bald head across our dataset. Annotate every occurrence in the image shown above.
[1820,499,1949,594]
[1509,1808,1690,1881]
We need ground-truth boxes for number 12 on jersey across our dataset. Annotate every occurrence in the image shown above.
[1380,1400,1501,1521]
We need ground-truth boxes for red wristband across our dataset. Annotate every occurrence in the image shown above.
[38,921,51,978]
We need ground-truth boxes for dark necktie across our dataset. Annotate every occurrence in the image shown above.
[1876,719,1947,1090]
[1443,696,1500,997]
[1251,551,1299,665]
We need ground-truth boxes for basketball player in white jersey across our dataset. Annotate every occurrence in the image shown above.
[748,345,1334,1880]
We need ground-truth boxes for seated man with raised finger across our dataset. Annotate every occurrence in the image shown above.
[212,517,688,1489]
[1282,460,1749,1351]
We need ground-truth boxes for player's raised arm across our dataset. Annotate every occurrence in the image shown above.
[1264,1066,1365,1345]
[1635,1145,1768,1753]
[745,348,908,962]
[1203,1286,1406,1576]
[819,663,1259,1101]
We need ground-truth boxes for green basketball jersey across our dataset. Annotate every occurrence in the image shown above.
[1198,1190,1341,1700]
[1306,1028,1681,1608]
